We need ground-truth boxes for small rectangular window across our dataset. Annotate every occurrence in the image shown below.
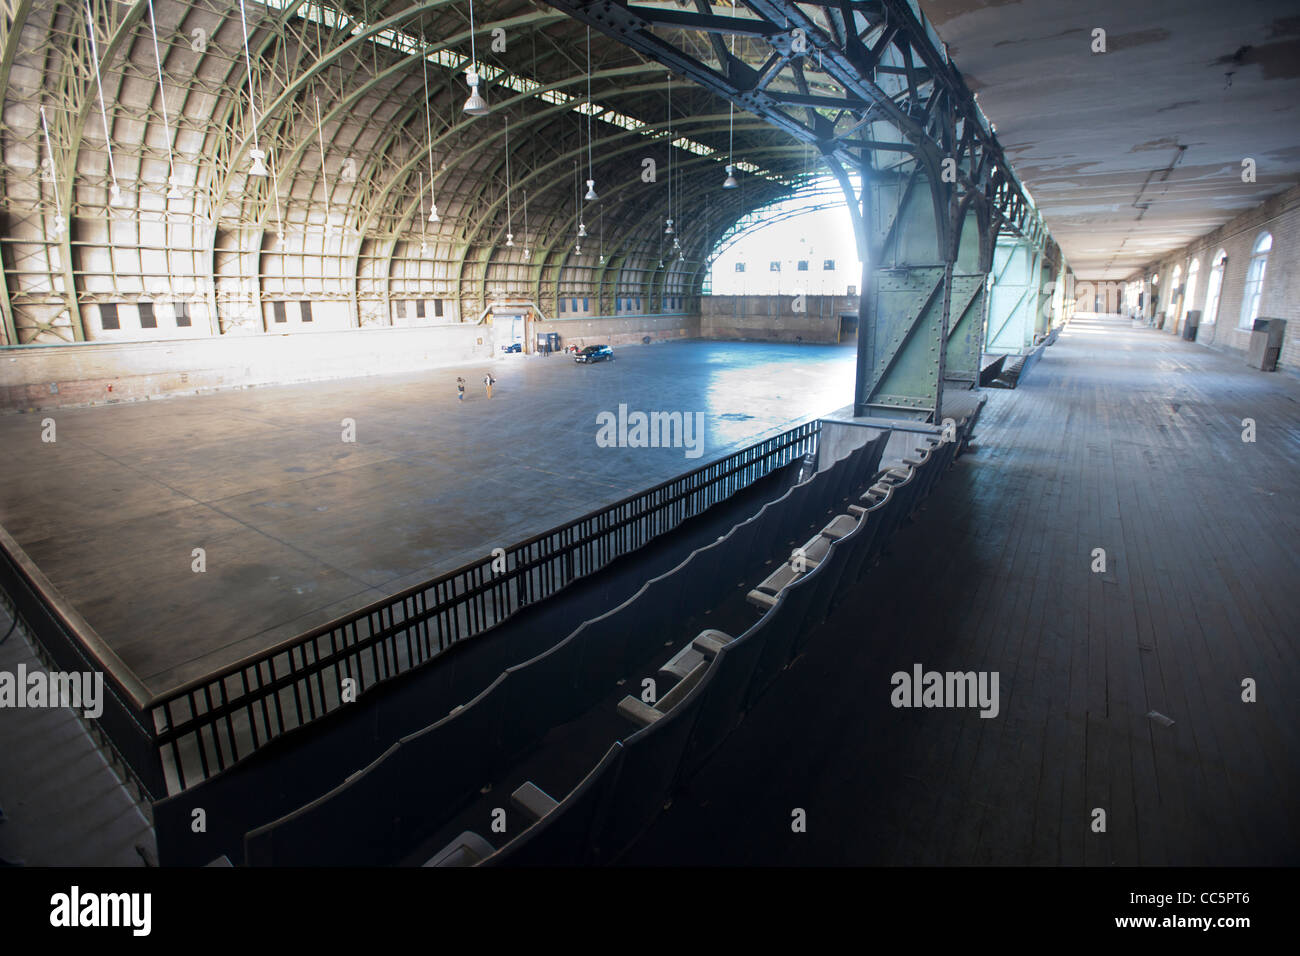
[300,300,313,323]
[583,297,589,312]
[138,301,157,329]
[416,299,425,318]
[273,301,287,324]
[100,303,120,331]
[572,298,580,312]
[770,261,781,272]
[433,298,443,317]
[797,260,809,272]
[559,298,566,313]
[823,259,835,270]
[636,297,642,311]
[396,300,407,319]
[734,262,745,273]
[175,300,192,328]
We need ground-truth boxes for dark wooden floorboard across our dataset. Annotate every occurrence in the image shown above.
[622,314,1300,866]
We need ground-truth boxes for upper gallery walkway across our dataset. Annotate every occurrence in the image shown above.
[623,313,1300,866]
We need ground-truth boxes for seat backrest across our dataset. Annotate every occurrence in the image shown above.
[479,743,626,867]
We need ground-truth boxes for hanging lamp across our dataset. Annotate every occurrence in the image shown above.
[148,0,183,198]
[418,171,428,255]
[664,72,673,237]
[38,105,66,235]
[85,1,125,207]
[504,114,515,248]
[314,93,334,236]
[522,188,531,260]
[421,29,442,222]
[574,160,586,242]
[583,27,597,201]
[723,28,739,189]
[238,0,267,176]
[463,1,488,115]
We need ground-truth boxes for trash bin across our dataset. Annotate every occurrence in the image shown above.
[1181,310,1200,341]
[1246,318,1286,371]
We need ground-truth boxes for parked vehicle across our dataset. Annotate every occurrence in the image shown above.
[575,344,614,363]
[500,342,522,353]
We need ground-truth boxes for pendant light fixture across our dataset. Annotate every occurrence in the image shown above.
[422,29,441,222]
[238,0,267,177]
[522,188,530,261]
[583,26,597,201]
[38,105,66,236]
[314,93,332,237]
[664,72,673,235]
[85,0,124,207]
[572,159,582,256]
[418,171,428,256]
[504,114,514,247]
[463,1,488,116]
[723,28,739,189]
[147,0,183,199]
[574,159,586,241]
[598,203,605,265]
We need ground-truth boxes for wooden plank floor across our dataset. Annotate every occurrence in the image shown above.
[623,314,1300,866]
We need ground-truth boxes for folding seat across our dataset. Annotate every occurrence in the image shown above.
[479,744,625,867]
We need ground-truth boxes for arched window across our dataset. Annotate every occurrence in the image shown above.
[1180,258,1200,327]
[1239,232,1272,329]
[1168,264,1182,328]
[1202,249,1227,325]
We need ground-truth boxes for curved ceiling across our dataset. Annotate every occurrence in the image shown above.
[0,0,817,342]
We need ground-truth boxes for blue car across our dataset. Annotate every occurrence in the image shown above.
[500,342,522,353]
[575,344,614,363]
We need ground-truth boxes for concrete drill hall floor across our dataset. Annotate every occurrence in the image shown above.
[623,314,1300,866]
[0,339,854,695]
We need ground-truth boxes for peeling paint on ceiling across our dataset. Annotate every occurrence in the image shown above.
[923,0,1300,279]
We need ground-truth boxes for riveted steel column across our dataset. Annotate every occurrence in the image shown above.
[854,167,950,421]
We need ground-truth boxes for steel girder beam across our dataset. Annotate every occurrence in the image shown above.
[542,0,1045,244]
[852,162,955,419]
[541,0,1057,425]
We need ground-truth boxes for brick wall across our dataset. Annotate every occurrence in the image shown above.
[1129,183,1300,370]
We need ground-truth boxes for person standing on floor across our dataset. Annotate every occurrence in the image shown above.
[456,377,466,402]
[484,371,496,399]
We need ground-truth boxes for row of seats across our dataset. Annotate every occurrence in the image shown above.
[239,425,893,866]
[472,411,982,865]
[746,433,948,612]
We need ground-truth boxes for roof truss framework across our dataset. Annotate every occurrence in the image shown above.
[539,0,1064,419]
[0,0,1059,376]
